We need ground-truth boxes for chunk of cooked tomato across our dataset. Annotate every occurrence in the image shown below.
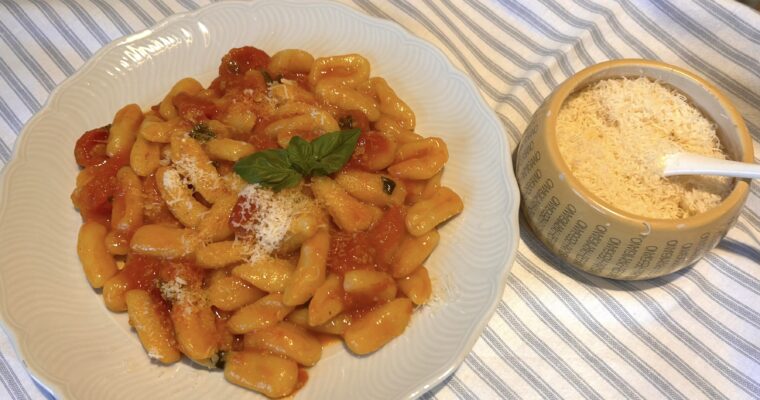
[219,46,270,78]
[230,194,258,238]
[71,152,129,224]
[74,125,109,167]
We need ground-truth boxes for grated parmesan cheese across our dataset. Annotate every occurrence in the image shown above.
[161,168,187,207]
[161,168,208,223]
[232,184,316,262]
[173,148,223,193]
[556,77,733,219]
[159,145,172,166]
[159,275,188,303]
[159,274,206,316]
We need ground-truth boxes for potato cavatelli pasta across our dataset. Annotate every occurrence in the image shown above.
[71,46,463,398]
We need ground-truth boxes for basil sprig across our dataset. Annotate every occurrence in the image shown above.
[234,129,360,190]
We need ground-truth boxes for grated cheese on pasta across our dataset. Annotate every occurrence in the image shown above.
[233,184,315,262]
[173,143,223,192]
[556,77,733,219]
[159,276,187,303]
[159,275,206,316]
[160,168,203,224]
[159,145,172,166]
[160,168,184,206]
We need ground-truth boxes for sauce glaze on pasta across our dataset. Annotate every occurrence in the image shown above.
[71,46,463,398]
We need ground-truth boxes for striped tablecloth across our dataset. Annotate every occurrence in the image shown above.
[1,1,759,399]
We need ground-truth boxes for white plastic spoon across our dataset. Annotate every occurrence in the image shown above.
[662,152,760,179]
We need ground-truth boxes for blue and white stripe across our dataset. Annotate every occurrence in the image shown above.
[0,1,758,399]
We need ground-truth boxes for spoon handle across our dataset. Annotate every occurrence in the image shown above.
[663,153,760,179]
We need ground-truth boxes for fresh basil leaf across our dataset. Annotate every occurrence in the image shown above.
[286,136,315,176]
[213,351,226,370]
[309,129,361,176]
[338,115,354,130]
[381,176,396,195]
[234,149,302,190]
[233,129,360,190]
[261,70,274,84]
[261,70,283,85]
[189,122,215,143]
[270,172,303,191]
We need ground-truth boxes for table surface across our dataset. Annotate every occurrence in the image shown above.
[0,1,758,399]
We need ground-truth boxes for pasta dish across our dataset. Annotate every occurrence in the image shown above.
[71,46,463,397]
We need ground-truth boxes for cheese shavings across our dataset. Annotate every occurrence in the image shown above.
[161,168,189,207]
[172,138,223,193]
[233,184,315,262]
[556,77,733,219]
[159,275,206,316]
[159,276,188,303]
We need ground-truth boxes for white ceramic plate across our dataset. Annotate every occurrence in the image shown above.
[0,1,519,399]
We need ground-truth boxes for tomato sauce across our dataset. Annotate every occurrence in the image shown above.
[119,255,168,313]
[343,296,387,318]
[158,260,205,290]
[207,76,225,96]
[231,335,245,351]
[230,194,257,238]
[324,207,405,315]
[172,92,219,122]
[345,130,392,170]
[343,302,383,322]
[326,206,404,275]
[327,231,376,275]
[295,369,309,392]
[247,118,281,150]
[247,133,280,151]
[366,206,405,264]
[71,151,129,224]
[121,255,162,292]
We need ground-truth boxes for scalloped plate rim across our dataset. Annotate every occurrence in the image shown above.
[0,1,521,399]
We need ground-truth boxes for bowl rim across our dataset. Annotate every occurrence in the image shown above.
[542,58,752,230]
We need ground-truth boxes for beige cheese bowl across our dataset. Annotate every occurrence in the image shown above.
[515,59,753,280]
